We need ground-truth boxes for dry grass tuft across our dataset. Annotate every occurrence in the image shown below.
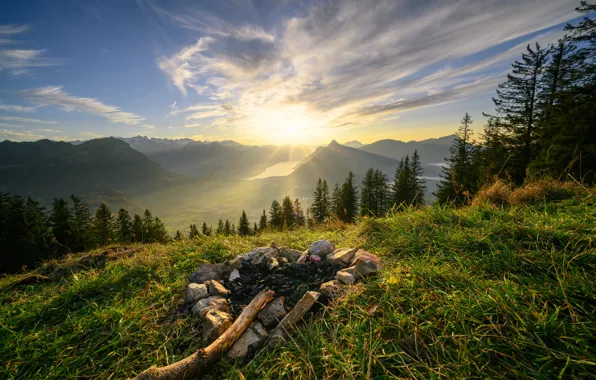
[473,178,588,207]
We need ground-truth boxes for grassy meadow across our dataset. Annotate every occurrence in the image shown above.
[1,187,595,379]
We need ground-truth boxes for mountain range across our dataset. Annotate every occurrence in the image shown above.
[0,134,454,230]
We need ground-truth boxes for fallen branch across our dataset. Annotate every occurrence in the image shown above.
[132,289,274,380]
[269,291,320,347]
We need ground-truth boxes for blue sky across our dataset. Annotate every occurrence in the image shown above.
[0,0,583,145]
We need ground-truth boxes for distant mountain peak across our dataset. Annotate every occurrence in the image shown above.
[328,139,341,147]
[343,140,364,149]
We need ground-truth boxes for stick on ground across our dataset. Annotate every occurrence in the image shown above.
[132,289,274,380]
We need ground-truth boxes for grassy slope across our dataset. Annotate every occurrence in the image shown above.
[1,198,595,379]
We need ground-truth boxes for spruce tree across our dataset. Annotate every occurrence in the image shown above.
[392,156,412,206]
[293,199,305,227]
[253,222,259,235]
[409,150,426,206]
[202,222,210,236]
[360,168,376,217]
[142,209,155,242]
[70,195,92,251]
[373,169,391,214]
[331,183,343,220]
[238,211,250,236]
[311,178,330,224]
[259,209,267,231]
[340,171,358,223]
[50,198,74,254]
[269,200,283,230]
[116,208,133,243]
[132,214,144,242]
[174,230,183,241]
[93,203,114,246]
[189,224,200,239]
[216,219,225,235]
[281,196,295,229]
[224,219,232,236]
[231,223,236,235]
[152,217,170,243]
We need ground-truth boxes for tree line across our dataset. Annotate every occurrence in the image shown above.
[0,194,169,273]
[436,2,596,204]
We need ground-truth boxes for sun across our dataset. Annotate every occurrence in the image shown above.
[247,104,322,145]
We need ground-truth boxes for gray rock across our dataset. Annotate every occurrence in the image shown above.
[258,297,287,328]
[350,249,382,279]
[327,247,358,267]
[336,270,355,285]
[186,283,209,303]
[319,280,345,300]
[207,280,230,296]
[189,262,232,283]
[202,309,233,346]
[310,240,335,258]
[243,247,281,266]
[191,296,229,316]
[227,321,269,360]
[279,248,303,262]
[229,269,240,282]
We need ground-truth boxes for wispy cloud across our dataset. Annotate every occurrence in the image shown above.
[0,24,61,75]
[0,115,58,124]
[0,104,36,112]
[0,128,44,141]
[35,128,62,133]
[20,86,145,125]
[154,0,576,141]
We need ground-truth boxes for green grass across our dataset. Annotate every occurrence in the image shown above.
[1,199,595,379]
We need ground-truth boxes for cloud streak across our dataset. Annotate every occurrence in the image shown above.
[0,115,57,124]
[20,86,146,125]
[0,24,61,75]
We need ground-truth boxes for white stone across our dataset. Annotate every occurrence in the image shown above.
[310,240,335,257]
[186,283,209,303]
[229,269,240,282]
[227,321,269,360]
[336,270,355,285]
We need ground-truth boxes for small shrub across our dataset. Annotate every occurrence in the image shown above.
[472,179,512,206]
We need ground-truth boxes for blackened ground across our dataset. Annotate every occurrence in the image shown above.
[225,260,341,316]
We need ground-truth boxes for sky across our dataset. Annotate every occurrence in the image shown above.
[0,0,584,145]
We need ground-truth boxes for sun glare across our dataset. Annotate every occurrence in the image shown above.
[247,104,326,145]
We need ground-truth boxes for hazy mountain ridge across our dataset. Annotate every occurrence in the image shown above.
[360,134,456,164]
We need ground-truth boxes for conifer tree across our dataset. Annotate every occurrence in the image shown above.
[132,214,144,242]
[340,171,358,223]
[174,230,183,241]
[409,150,426,206]
[238,211,250,236]
[253,222,259,235]
[259,210,267,231]
[311,178,330,224]
[216,219,225,235]
[293,199,305,227]
[50,198,74,254]
[224,219,232,236]
[189,223,200,239]
[142,209,155,242]
[269,200,283,230]
[435,114,476,204]
[93,203,114,246]
[331,183,343,220]
[231,223,236,235]
[392,156,411,206]
[70,195,92,251]
[281,196,295,229]
[116,208,132,243]
[152,217,170,243]
[360,168,376,217]
[202,221,210,236]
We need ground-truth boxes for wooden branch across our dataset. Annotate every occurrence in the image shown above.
[269,291,320,347]
[132,289,274,380]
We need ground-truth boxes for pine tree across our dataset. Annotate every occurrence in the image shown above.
[93,203,114,246]
[281,196,295,229]
[238,211,250,236]
[116,208,133,243]
[132,214,144,242]
[360,168,376,217]
[311,178,330,224]
[152,217,170,243]
[189,223,200,239]
[259,210,267,231]
[392,156,411,206]
[174,230,183,241]
[269,200,283,230]
[224,219,232,236]
[216,219,225,235]
[202,221,210,236]
[293,199,305,227]
[306,208,314,228]
[231,223,236,235]
[331,183,343,220]
[435,114,476,204]
[50,198,74,254]
[373,169,392,214]
[70,195,92,251]
[142,209,155,242]
[491,44,548,183]
[409,150,426,206]
[340,171,358,223]
[253,222,259,235]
